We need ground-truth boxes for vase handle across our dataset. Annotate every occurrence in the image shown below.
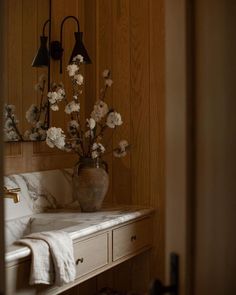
[102,161,109,173]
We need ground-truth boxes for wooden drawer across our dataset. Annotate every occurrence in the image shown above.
[74,232,109,278]
[112,217,152,261]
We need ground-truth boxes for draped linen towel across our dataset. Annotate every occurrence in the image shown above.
[17,231,76,286]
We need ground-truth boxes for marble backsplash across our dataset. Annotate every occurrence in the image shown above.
[4,169,78,220]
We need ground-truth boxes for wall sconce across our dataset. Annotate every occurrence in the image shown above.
[51,16,91,73]
[32,15,91,73]
[32,19,50,67]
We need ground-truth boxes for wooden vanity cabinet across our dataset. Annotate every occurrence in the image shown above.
[6,216,153,295]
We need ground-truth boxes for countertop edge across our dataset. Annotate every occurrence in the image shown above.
[6,207,155,264]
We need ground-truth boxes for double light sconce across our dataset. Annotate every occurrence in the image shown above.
[32,15,91,73]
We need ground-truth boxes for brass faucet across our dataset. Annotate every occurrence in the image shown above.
[3,186,20,203]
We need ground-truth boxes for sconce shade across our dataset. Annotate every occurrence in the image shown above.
[32,36,49,67]
[69,32,91,64]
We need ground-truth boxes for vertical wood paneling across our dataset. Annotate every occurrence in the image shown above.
[84,0,97,118]
[22,0,37,133]
[84,0,165,292]
[6,0,22,157]
[84,0,165,293]
[149,0,165,282]
[97,0,114,204]
[130,0,150,206]
[112,0,131,205]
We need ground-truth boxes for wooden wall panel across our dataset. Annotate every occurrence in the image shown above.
[96,0,114,204]
[112,0,131,205]
[130,0,150,206]
[5,0,22,157]
[4,0,165,293]
[149,0,165,282]
[83,0,165,293]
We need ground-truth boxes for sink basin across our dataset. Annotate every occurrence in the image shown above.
[5,216,79,246]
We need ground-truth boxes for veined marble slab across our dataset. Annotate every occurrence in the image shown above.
[4,169,76,220]
[6,205,155,263]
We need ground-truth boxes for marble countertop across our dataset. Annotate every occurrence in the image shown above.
[6,205,154,264]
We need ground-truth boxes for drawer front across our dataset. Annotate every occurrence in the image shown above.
[74,233,109,278]
[112,217,152,261]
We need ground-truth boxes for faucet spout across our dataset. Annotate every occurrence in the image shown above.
[3,187,20,203]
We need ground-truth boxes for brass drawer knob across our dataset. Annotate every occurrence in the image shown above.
[130,235,137,242]
[76,258,84,265]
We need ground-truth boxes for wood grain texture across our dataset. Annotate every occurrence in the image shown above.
[84,0,165,293]
[149,0,165,282]
[4,0,166,293]
[112,0,131,205]
[130,0,150,206]
[97,0,114,204]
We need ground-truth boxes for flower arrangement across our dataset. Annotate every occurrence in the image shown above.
[46,54,129,161]
[3,74,49,141]
[3,104,22,141]
[24,74,49,141]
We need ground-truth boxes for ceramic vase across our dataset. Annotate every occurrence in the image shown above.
[73,157,109,212]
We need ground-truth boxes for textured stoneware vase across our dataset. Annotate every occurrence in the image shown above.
[73,158,109,212]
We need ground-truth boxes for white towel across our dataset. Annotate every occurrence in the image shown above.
[17,231,76,286]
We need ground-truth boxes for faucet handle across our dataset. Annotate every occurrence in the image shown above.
[4,186,21,193]
[3,186,21,203]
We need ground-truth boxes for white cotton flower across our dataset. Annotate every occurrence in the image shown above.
[74,74,84,85]
[65,101,80,114]
[46,127,66,150]
[87,118,96,129]
[4,104,16,115]
[106,112,122,128]
[51,104,59,111]
[91,150,98,159]
[25,104,39,124]
[99,144,105,153]
[105,78,113,87]
[102,69,110,78]
[68,120,79,136]
[4,130,19,141]
[113,140,129,158]
[118,140,129,151]
[4,118,13,130]
[47,91,58,104]
[73,54,84,63]
[48,88,65,105]
[92,142,105,154]
[91,100,109,122]
[67,64,79,77]
[57,87,65,98]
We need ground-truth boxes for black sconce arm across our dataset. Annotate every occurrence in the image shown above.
[60,16,80,48]
[49,15,91,73]
[42,19,50,37]
[59,16,80,73]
